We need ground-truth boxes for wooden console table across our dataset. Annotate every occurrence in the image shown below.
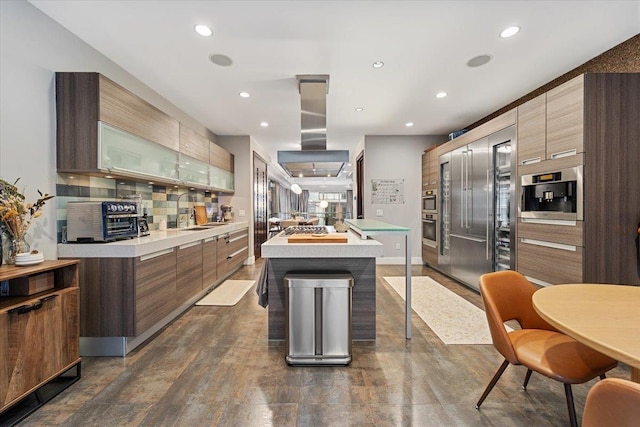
[0,260,81,425]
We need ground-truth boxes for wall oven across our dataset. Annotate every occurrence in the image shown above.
[520,166,583,221]
[422,189,437,213]
[422,213,437,248]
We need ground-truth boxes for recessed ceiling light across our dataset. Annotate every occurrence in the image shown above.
[239,92,250,98]
[405,122,414,127]
[500,26,520,38]
[355,107,364,112]
[194,24,213,37]
[372,61,384,69]
[209,54,233,66]
[104,175,113,179]
[467,54,492,68]
[260,121,269,127]
[436,92,448,98]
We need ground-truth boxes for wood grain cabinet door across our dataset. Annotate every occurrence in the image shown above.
[99,75,179,151]
[0,288,79,410]
[202,237,218,289]
[179,124,210,163]
[135,249,177,334]
[176,241,203,306]
[517,94,546,165]
[546,74,584,159]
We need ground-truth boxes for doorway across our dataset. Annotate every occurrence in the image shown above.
[356,151,364,219]
[253,152,268,258]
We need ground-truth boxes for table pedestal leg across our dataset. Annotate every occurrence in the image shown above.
[631,367,640,383]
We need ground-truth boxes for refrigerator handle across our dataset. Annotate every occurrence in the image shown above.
[486,168,491,261]
[466,149,473,229]
[460,151,465,229]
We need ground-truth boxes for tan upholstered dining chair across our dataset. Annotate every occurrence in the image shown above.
[582,378,640,427]
[475,270,618,427]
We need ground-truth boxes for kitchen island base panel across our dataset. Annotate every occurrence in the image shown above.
[267,258,376,341]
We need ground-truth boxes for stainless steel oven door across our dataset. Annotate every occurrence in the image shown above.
[422,189,437,213]
[422,213,437,248]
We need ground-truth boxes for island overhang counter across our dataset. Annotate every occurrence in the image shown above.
[262,230,383,340]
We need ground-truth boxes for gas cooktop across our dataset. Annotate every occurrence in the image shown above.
[283,226,328,235]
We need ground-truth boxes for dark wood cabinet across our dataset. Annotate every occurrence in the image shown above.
[0,261,81,416]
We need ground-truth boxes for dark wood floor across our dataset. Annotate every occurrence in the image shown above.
[16,261,629,426]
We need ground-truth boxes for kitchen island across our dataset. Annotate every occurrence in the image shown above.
[58,222,249,356]
[262,228,383,340]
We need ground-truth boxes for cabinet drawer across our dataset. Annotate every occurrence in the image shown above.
[227,247,248,271]
[228,232,249,254]
[517,219,583,247]
[517,239,583,285]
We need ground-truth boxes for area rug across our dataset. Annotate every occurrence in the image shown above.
[383,276,508,345]
[195,280,256,306]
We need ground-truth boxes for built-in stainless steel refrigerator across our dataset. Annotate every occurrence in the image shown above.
[438,126,516,290]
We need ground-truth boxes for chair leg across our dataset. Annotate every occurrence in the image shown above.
[600,373,606,380]
[522,369,533,390]
[564,383,578,427]
[476,359,510,409]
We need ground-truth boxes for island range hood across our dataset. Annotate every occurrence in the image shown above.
[278,75,349,178]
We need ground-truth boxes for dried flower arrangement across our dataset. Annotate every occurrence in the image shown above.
[0,178,54,242]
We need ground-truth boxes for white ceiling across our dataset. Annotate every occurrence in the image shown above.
[29,0,640,186]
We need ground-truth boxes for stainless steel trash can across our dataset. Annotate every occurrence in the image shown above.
[284,273,354,365]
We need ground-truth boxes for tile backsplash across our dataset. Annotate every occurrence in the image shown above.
[56,174,219,242]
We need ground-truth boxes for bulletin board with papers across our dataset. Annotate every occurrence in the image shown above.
[371,179,405,204]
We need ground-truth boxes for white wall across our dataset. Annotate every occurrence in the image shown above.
[0,1,216,259]
[363,135,445,263]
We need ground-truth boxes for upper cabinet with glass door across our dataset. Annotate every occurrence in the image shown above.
[55,72,234,192]
[56,72,180,181]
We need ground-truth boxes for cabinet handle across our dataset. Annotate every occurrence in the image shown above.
[520,238,577,251]
[520,157,541,165]
[550,149,577,159]
[8,295,56,315]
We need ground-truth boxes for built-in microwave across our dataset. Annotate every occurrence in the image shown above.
[422,189,437,213]
[520,166,583,221]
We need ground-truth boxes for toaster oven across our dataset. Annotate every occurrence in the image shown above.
[66,201,139,242]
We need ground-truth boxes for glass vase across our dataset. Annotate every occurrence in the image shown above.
[6,237,30,265]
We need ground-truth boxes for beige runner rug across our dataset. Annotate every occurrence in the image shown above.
[196,280,256,306]
[383,276,508,345]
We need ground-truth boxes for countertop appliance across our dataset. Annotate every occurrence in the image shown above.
[221,204,233,222]
[283,226,328,235]
[138,215,150,237]
[66,201,139,242]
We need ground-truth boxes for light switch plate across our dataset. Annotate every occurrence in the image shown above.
[376,209,383,217]
[238,209,246,217]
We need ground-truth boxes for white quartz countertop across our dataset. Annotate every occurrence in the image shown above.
[261,229,383,258]
[58,222,249,258]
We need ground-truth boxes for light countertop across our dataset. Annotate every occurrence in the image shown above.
[58,222,249,258]
[261,228,383,258]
